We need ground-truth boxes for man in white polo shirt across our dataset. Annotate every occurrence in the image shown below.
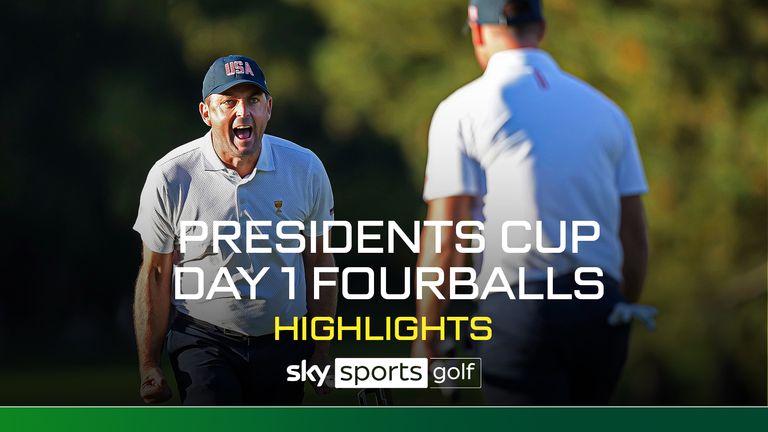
[133,55,337,405]
[413,0,651,404]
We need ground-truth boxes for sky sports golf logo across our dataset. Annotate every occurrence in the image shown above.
[286,358,481,389]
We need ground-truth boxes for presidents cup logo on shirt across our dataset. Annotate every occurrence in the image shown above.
[224,60,255,77]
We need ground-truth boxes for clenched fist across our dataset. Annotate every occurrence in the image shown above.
[140,366,172,404]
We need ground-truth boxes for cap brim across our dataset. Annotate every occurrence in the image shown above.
[204,79,269,100]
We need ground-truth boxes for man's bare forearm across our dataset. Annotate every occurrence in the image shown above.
[415,225,459,340]
[415,196,474,345]
[304,250,337,356]
[621,237,648,303]
[619,195,649,303]
[133,247,173,373]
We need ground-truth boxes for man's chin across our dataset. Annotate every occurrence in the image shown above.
[232,140,258,156]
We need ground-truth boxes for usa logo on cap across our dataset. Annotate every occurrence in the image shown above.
[224,60,255,77]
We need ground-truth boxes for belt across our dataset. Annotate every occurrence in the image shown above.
[173,313,274,342]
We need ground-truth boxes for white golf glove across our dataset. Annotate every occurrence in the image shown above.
[607,302,658,331]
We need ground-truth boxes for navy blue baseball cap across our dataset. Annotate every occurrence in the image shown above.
[468,0,543,26]
[201,55,269,102]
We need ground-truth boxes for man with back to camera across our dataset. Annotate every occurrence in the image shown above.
[412,0,655,404]
[132,54,337,405]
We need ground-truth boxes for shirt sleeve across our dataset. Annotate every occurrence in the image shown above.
[422,99,486,202]
[304,155,335,237]
[132,164,176,253]
[615,113,649,196]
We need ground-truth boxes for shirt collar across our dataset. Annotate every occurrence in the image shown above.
[201,131,225,171]
[201,131,276,173]
[484,48,559,77]
[255,134,275,172]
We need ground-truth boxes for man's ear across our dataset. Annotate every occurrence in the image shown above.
[266,96,273,121]
[537,20,546,43]
[469,22,484,46]
[199,101,211,127]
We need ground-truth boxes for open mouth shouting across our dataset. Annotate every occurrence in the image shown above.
[233,125,253,141]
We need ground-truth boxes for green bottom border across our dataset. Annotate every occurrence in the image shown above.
[0,407,766,431]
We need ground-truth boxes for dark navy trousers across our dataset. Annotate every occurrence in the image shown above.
[167,315,314,405]
[476,273,630,405]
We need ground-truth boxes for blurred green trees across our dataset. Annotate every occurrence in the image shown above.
[302,0,768,403]
[2,0,766,404]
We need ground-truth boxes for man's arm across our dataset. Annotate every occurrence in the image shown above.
[302,234,337,393]
[619,195,648,303]
[133,243,174,403]
[412,195,476,359]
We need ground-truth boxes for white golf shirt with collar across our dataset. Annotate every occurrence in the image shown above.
[423,48,647,287]
[134,131,334,336]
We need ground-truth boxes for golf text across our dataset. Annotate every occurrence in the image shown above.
[286,358,482,389]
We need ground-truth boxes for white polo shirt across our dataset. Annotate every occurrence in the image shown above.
[134,132,334,336]
[424,48,647,285]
